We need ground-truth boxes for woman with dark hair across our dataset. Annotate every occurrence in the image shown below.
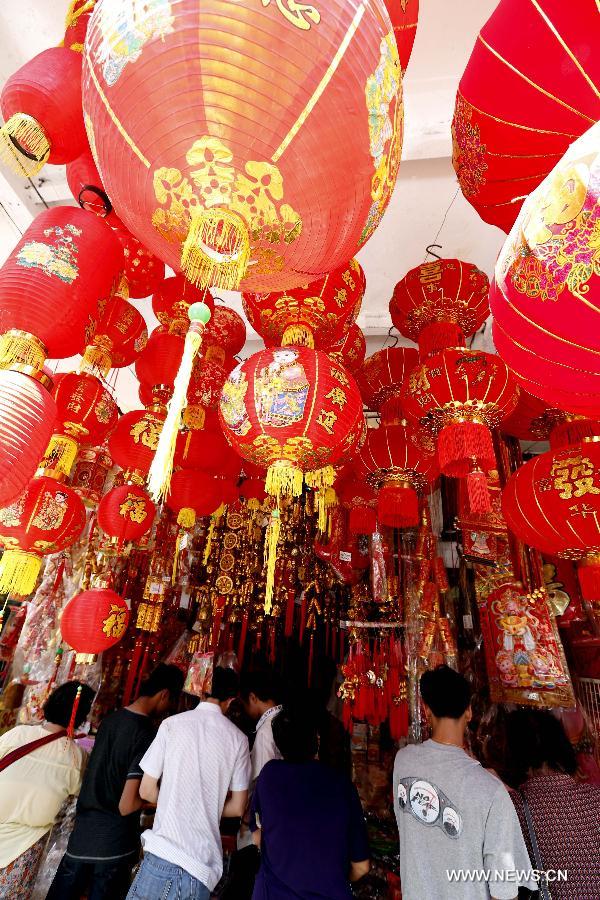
[0,680,94,899]
[250,706,370,899]
[505,708,600,900]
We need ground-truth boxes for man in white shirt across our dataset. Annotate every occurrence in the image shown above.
[126,667,251,900]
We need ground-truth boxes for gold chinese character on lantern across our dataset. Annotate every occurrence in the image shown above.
[330,368,349,387]
[102,604,128,639]
[341,269,356,291]
[325,387,347,409]
[333,288,348,308]
[550,454,600,500]
[259,0,321,31]
[130,418,161,450]
[316,409,337,435]
[119,493,149,524]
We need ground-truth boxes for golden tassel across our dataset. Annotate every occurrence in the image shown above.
[80,343,113,377]
[183,405,205,430]
[74,652,96,665]
[177,507,196,529]
[38,434,79,478]
[264,507,281,615]
[181,208,250,291]
[304,466,336,491]
[247,498,260,511]
[282,324,315,348]
[316,490,327,533]
[266,460,304,499]
[172,530,185,585]
[0,550,42,596]
[64,0,95,32]
[203,518,215,566]
[0,330,47,372]
[0,114,50,177]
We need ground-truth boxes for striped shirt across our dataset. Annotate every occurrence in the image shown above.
[140,702,250,890]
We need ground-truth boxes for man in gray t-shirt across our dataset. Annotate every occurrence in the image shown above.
[394,666,536,900]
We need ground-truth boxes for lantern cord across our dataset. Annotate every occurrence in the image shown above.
[423,188,459,263]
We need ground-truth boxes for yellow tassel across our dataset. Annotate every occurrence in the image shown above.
[316,489,327,533]
[0,114,50,177]
[148,327,204,503]
[264,507,281,615]
[64,0,95,32]
[183,405,205,430]
[177,507,196,529]
[282,323,315,348]
[266,460,304,499]
[38,434,79,478]
[80,343,113,377]
[74,652,96,664]
[203,518,215,566]
[0,550,42,596]
[304,466,336,491]
[247,498,260,511]
[172,529,184,585]
[181,208,250,291]
[0,330,47,372]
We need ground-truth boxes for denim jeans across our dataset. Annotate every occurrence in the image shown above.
[126,853,210,900]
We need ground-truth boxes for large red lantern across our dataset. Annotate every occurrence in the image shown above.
[0,48,87,176]
[0,208,124,367]
[174,420,242,479]
[98,483,156,545]
[109,408,166,477]
[0,476,86,596]
[491,123,600,417]
[242,259,365,349]
[385,1,419,72]
[61,588,130,656]
[356,347,418,423]
[452,0,600,233]
[167,469,226,527]
[326,323,366,374]
[390,258,489,360]
[82,0,402,293]
[82,293,148,376]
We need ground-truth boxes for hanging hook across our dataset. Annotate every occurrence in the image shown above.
[386,325,399,349]
[425,243,443,261]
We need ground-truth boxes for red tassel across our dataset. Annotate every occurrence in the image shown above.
[299,594,307,645]
[578,560,600,601]
[123,637,144,705]
[467,466,492,514]
[378,482,419,528]
[284,588,295,638]
[211,597,225,651]
[308,633,314,686]
[550,418,600,451]
[67,685,82,738]
[349,505,377,535]
[438,421,495,478]
[434,556,449,591]
[269,627,276,664]
[238,612,249,667]
[419,321,465,361]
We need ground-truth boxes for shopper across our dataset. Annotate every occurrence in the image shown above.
[0,680,94,900]
[126,666,251,900]
[505,707,600,900]
[250,706,370,899]
[47,663,184,900]
[393,665,535,900]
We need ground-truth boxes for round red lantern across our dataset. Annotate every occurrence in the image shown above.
[242,259,365,349]
[452,0,600,233]
[174,425,242,480]
[67,148,114,219]
[135,328,184,391]
[112,220,165,299]
[207,307,246,360]
[356,347,418,423]
[327,323,366,374]
[61,588,130,656]
[336,468,378,535]
[238,477,266,509]
[0,369,57,507]
[0,476,86,596]
[82,0,402,293]
[0,48,87,176]
[390,258,489,360]
[183,355,236,431]
[167,469,226,527]
[491,123,600,417]
[152,275,215,336]
[108,408,166,477]
[0,208,124,367]
[385,1,419,72]
[98,483,156,544]
[82,293,148,376]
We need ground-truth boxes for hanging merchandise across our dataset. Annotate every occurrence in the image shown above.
[242,259,365,349]
[452,0,600,232]
[491,122,600,417]
[174,422,243,481]
[356,346,418,424]
[384,0,419,72]
[97,483,156,548]
[109,406,166,481]
[112,220,166,299]
[81,292,148,377]
[390,258,489,360]
[152,274,215,337]
[71,443,113,508]
[336,469,378,536]
[67,148,114,218]
[326,323,367,374]
[166,469,230,581]
[63,0,98,53]
[60,586,130,661]
[82,0,403,292]
[135,327,185,399]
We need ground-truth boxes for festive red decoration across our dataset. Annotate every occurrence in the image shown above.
[98,483,156,544]
[53,372,117,447]
[385,1,419,72]
[238,477,266,508]
[61,588,130,656]
[242,259,365,349]
[82,293,148,376]
[112,221,165,299]
[174,425,242,480]
[152,275,215,336]
[491,123,600,417]
[355,346,418,424]
[63,0,97,52]
[67,148,114,218]
[0,369,56,507]
[390,258,489,360]
[336,469,378,535]
[452,0,600,232]
[0,476,86,596]
[135,328,184,391]
[0,208,124,365]
[183,355,236,431]
[108,408,165,477]
[0,48,87,176]
[167,469,226,526]
[207,307,246,359]
[83,0,402,292]
[327,323,366,374]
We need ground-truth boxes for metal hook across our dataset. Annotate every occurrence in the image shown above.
[387,325,399,349]
[425,243,443,260]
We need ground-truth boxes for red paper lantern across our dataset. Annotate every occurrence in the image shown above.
[108,408,166,477]
[242,259,365,349]
[0,208,124,366]
[113,221,165,299]
[63,0,96,52]
[82,0,402,293]
[491,123,600,417]
[327,323,366,374]
[135,328,184,391]
[0,476,86,596]
[0,369,57,507]
[182,355,236,432]
[238,477,266,508]
[390,258,489,360]
[174,425,242,480]
[98,483,156,544]
[356,347,418,423]
[220,346,365,497]
[452,0,600,232]
[82,293,148,375]
[167,469,226,527]
[152,275,215,336]
[207,307,246,360]
[336,469,378,535]
[0,48,87,176]
[61,588,130,656]
[385,1,419,72]
[67,148,114,219]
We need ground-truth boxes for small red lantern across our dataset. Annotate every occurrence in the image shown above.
[174,425,242,480]
[0,476,86,596]
[242,259,365,349]
[152,275,215,336]
[336,469,378,535]
[327,323,366,374]
[167,469,226,527]
[356,347,418,423]
[82,293,148,376]
[109,408,166,477]
[238,477,266,509]
[385,1,419,72]
[61,588,130,656]
[135,328,184,392]
[67,148,114,219]
[183,355,236,431]
[390,258,489,360]
[112,220,166,299]
[98,483,156,545]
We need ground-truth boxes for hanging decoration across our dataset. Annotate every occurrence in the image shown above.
[97,483,156,547]
[326,323,367,374]
[384,0,419,72]
[356,346,418,424]
[60,586,130,661]
[81,292,148,377]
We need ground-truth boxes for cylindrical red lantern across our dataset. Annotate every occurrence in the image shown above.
[81,293,148,376]
[0,476,86,596]
[108,408,166,477]
[135,328,184,392]
[61,588,130,656]
[326,323,366,374]
[152,275,215,336]
[98,483,156,545]
[82,0,402,292]
[336,469,378,535]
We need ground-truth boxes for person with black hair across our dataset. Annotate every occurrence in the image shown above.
[393,665,535,900]
[47,663,184,900]
[126,666,250,900]
[249,706,370,899]
[0,680,94,899]
[506,708,600,899]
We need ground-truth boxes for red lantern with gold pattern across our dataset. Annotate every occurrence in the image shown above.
[385,1,419,72]
[98,483,156,544]
[63,0,97,52]
[108,408,165,477]
[81,294,148,376]
[336,468,378,535]
[67,148,114,219]
[112,220,165,299]
[356,347,418,424]
[390,258,489,360]
[452,0,600,233]
[242,259,365,349]
[206,307,246,361]
[152,275,215,336]
[0,476,86,596]
[135,328,184,392]
[61,588,130,656]
[82,0,402,293]
[167,469,225,528]
[327,323,366,375]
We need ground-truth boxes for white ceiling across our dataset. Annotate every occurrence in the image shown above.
[0,0,503,410]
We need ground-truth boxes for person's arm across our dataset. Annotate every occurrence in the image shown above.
[483,785,537,900]
[223,736,251,818]
[136,722,168,808]
[119,777,144,815]
[223,789,248,818]
[348,783,370,884]
[349,860,370,882]
[139,773,160,805]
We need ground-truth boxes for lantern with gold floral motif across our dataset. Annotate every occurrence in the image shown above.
[242,259,365,349]
[97,483,156,546]
[63,0,97,53]
[326,323,366,374]
[112,220,165,299]
[0,476,86,596]
[61,587,130,659]
[81,292,148,377]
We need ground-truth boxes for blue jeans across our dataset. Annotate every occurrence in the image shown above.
[126,853,210,900]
